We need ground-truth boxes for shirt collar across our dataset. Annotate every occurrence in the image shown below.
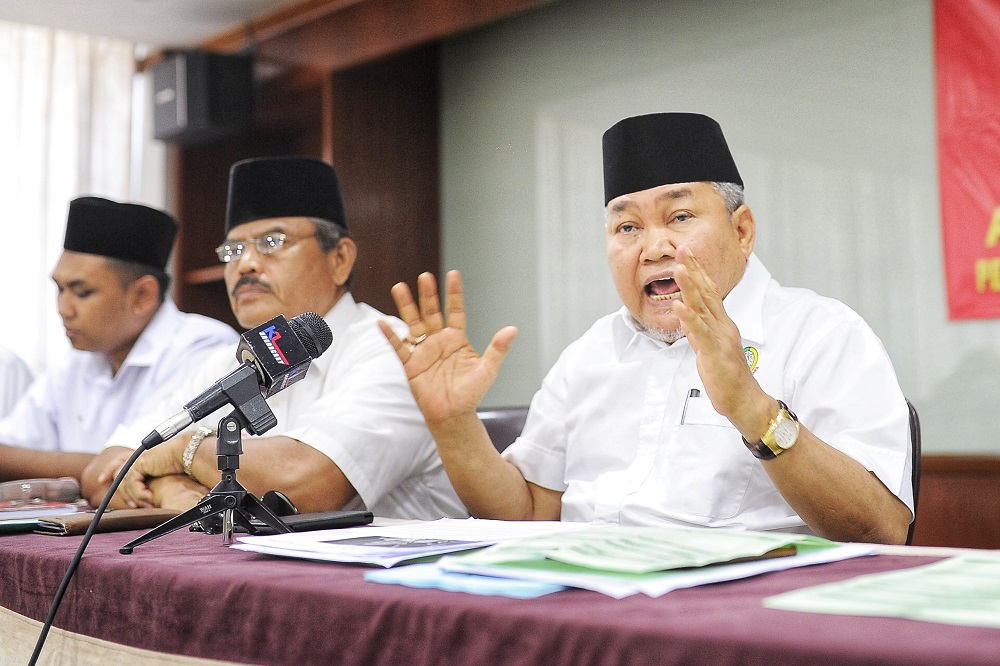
[611,253,771,358]
[322,291,357,341]
[308,292,359,376]
[612,307,685,359]
[118,299,179,371]
[722,253,769,346]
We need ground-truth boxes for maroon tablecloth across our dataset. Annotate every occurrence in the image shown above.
[1,528,997,666]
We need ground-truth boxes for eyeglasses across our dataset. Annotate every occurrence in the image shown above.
[214,233,318,263]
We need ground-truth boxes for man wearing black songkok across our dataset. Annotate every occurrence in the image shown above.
[380,113,913,544]
[89,157,466,520]
[0,197,237,483]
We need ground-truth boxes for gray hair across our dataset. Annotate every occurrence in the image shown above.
[307,217,354,289]
[308,217,350,251]
[710,182,745,215]
[603,181,745,222]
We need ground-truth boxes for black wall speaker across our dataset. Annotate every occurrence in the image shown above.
[151,50,253,145]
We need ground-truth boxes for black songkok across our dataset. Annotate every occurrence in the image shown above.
[225,156,347,233]
[602,113,743,205]
[62,197,178,269]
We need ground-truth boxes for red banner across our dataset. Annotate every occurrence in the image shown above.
[936,0,1000,319]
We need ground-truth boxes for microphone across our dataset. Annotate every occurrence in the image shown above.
[142,312,333,448]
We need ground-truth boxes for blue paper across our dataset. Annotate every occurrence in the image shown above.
[364,563,566,598]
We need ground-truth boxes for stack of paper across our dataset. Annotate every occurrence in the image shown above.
[235,519,874,599]
[0,499,83,518]
[232,518,587,567]
[434,526,874,598]
[0,500,85,534]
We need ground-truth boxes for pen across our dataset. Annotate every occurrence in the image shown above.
[681,388,700,424]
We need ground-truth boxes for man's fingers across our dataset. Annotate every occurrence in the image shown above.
[444,270,467,331]
[390,281,422,329]
[117,457,154,503]
[675,268,709,320]
[684,249,729,320]
[97,454,129,484]
[675,247,718,316]
[416,272,444,333]
[482,326,518,370]
[377,320,411,363]
[390,271,466,337]
[123,474,154,508]
[97,464,115,484]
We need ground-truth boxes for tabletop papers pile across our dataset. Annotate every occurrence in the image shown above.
[234,518,873,598]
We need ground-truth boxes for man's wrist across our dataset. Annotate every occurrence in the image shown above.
[742,399,799,459]
[182,427,216,480]
[726,389,779,444]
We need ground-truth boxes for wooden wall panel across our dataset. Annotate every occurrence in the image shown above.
[169,0,557,328]
[172,67,326,329]
[203,0,559,71]
[328,45,439,315]
[910,455,1000,549]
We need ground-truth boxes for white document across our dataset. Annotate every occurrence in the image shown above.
[231,518,588,567]
[0,501,83,521]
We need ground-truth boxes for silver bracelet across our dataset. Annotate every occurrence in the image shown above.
[182,426,216,481]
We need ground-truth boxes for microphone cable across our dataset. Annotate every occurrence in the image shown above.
[28,445,146,665]
[28,313,332,662]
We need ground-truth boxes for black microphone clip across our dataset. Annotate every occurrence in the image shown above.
[235,314,315,398]
[142,312,333,449]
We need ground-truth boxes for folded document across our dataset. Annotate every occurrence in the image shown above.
[232,518,586,567]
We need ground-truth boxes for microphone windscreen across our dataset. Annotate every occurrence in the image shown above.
[289,312,333,358]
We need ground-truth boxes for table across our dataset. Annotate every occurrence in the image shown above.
[1,527,999,665]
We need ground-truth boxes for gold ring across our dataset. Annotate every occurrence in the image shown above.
[403,333,427,346]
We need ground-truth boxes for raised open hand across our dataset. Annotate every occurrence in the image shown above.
[378,271,518,426]
[671,245,759,420]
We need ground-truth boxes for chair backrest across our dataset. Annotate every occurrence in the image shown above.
[906,398,922,545]
[478,406,530,453]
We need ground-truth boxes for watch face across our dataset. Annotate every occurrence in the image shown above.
[774,418,799,450]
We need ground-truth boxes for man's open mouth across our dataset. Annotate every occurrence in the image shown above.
[645,278,681,302]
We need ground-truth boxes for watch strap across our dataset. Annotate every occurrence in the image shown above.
[742,401,796,460]
[743,435,778,460]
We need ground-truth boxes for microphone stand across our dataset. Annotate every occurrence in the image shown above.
[30,348,314,663]
[120,410,291,555]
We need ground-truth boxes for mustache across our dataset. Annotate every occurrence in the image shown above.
[231,275,273,297]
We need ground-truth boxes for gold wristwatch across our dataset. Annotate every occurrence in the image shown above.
[743,400,799,460]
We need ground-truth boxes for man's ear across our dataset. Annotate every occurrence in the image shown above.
[329,237,358,287]
[127,274,162,317]
[732,204,756,258]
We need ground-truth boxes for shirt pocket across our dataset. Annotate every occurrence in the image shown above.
[659,396,755,521]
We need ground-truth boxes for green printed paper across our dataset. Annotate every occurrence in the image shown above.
[450,525,834,574]
[764,552,1000,628]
